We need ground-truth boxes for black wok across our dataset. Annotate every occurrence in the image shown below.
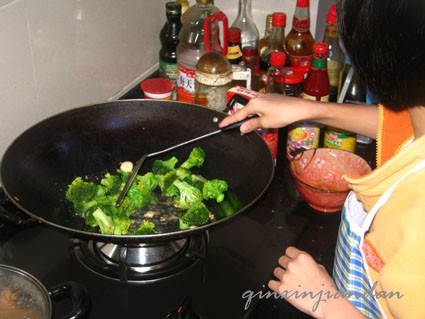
[0,100,274,243]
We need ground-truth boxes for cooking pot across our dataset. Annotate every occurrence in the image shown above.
[0,100,274,244]
[0,264,90,319]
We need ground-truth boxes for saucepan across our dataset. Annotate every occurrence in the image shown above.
[0,100,274,244]
[0,264,90,319]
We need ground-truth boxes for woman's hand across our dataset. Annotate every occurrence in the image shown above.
[219,94,319,133]
[268,246,365,319]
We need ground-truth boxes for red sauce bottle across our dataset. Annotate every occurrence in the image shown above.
[301,42,330,102]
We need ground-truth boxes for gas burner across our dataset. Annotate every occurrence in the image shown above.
[71,232,208,282]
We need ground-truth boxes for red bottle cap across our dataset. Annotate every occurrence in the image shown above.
[272,12,286,27]
[270,51,286,67]
[242,46,257,57]
[326,4,337,24]
[228,27,241,43]
[297,0,309,8]
[140,78,175,99]
[284,67,304,84]
[313,42,329,54]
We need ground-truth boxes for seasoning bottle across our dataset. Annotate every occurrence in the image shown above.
[231,0,259,49]
[226,27,243,65]
[176,0,228,104]
[194,52,233,111]
[323,4,344,102]
[242,46,257,72]
[251,56,266,93]
[265,51,286,95]
[284,0,315,76]
[159,2,182,100]
[284,67,304,97]
[302,42,330,102]
[258,14,273,57]
[260,12,286,72]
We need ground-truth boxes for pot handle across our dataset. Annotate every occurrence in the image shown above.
[49,281,91,319]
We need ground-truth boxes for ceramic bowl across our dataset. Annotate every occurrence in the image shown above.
[289,148,372,213]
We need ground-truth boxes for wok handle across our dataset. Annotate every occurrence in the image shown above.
[49,281,91,319]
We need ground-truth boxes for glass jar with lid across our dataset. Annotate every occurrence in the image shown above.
[195,52,233,111]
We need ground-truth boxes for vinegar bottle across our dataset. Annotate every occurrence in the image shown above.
[260,12,286,72]
[285,0,314,76]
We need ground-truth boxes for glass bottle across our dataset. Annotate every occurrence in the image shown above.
[176,0,227,103]
[302,42,330,102]
[178,0,189,15]
[284,0,315,76]
[258,14,273,57]
[251,56,266,93]
[284,67,304,97]
[226,27,243,65]
[159,2,182,100]
[195,52,233,111]
[265,51,286,95]
[323,4,344,102]
[242,46,257,71]
[260,12,286,72]
[231,0,259,49]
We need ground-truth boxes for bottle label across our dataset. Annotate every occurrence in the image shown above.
[289,55,312,71]
[302,92,329,102]
[324,129,356,153]
[293,17,310,33]
[226,45,243,61]
[159,60,178,81]
[177,64,196,103]
[287,125,320,159]
[195,70,233,86]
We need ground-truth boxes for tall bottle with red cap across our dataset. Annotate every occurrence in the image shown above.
[323,4,344,102]
[265,51,286,95]
[285,0,315,76]
[260,12,286,72]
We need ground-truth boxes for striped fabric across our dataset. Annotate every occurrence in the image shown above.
[333,206,384,319]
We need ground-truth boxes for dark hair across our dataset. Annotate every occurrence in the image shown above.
[337,0,425,109]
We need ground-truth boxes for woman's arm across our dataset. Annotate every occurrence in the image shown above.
[219,94,379,139]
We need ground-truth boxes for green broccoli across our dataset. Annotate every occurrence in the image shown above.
[190,174,208,190]
[100,172,124,195]
[66,177,99,216]
[203,179,228,203]
[127,172,159,210]
[176,167,191,182]
[91,208,132,235]
[180,147,206,170]
[179,202,211,230]
[132,220,157,235]
[152,156,179,175]
[172,179,203,210]
[156,170,179,197]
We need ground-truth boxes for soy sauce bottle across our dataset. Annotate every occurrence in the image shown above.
[159,2,182,99]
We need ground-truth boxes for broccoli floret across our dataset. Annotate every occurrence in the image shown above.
[190,174,208,190]
[203,179,228,203]
[176,167,191,182]
[172,179,203,210]
[66,177,99,216]
[132,220,157,235]
[156,170,179,197]
[92,208,132,235]
[100,173,124,195]
[152,156,179,175]
[179,202,211,230]
[180,147,206,169]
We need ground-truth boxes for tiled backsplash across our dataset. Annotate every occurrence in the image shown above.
[0,0,328,158]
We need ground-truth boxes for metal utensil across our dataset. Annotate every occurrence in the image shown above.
[115,115,257,207]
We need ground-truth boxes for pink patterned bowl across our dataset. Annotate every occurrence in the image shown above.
[289,148,372,213]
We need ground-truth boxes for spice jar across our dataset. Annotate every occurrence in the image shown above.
[195,52,233,111]
[141,78,175,100]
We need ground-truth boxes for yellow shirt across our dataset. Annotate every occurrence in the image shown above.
[345,105,425,318]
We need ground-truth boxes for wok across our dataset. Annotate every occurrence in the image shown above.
[0,100,274,244]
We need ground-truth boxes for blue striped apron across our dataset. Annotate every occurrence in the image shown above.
[333,159,425,318]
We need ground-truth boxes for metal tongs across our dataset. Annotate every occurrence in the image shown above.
[115,95,253,207]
